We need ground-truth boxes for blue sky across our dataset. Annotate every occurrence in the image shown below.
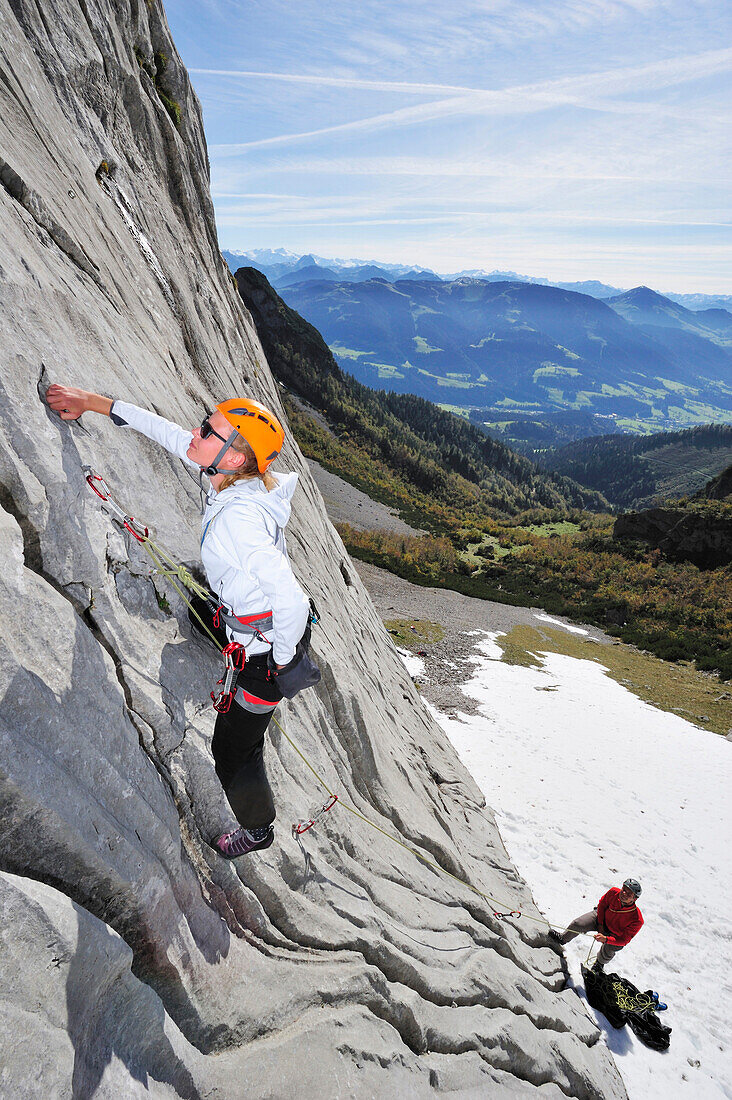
[165,0,731,292]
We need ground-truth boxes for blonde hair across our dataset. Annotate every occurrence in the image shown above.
[219,435,277,492]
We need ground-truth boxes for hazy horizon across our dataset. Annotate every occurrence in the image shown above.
[221,245,732,298]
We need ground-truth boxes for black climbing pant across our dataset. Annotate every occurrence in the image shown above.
[211,668,279,827]
[188,596,281,829]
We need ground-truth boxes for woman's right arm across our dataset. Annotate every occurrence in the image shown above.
[46,385,196,467]
[46,384,112,419]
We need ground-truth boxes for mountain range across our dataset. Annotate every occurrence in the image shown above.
[234,266,608,518]
[224,251,732,437]
[223,249,732,312]
[266,277,732,434]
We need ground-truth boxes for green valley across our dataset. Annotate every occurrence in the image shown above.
[280,277,732,434]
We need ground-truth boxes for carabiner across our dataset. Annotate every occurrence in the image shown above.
[123,516,149,542]
[83,466,111,501]
[292,794,339,836]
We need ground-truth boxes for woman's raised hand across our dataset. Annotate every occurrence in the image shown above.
[46,384,112,419]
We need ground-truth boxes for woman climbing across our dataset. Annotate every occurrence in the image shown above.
[46,383,316,859]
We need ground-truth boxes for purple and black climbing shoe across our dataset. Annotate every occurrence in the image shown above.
[213,824,274,859]
[548,929,564,944]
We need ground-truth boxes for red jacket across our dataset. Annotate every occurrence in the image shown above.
[597,888,643,947]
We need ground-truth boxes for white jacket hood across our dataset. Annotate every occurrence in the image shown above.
[212,470,299,530]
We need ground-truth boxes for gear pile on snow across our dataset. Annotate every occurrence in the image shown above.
[581,965,672,1051]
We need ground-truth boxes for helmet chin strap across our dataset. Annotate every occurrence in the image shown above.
[201,429,241,477]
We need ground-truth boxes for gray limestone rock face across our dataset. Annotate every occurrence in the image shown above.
[0,0,627,1096]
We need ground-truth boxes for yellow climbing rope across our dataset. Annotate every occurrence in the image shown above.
[587,966,662,1014]
[611,984,658,1013]
[85,467,582,935]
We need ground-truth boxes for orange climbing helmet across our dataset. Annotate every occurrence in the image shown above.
[216,398,285,473]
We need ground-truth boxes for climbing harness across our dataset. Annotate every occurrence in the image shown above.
[83,467,589,934]
[213,606,274,643]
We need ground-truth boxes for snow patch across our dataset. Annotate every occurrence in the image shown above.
[534,613,590,636]
[397,648,425,678]
[423,635,731,1100]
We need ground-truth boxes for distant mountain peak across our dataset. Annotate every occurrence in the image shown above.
[603,286,669,308]
[220,249,729,312]
[617,286,666,303]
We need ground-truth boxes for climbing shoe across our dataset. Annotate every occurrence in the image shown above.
[548,929,564,943]
[213,824,274,859]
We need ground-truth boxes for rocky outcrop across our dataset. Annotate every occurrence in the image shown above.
[614,504,732,569]
[695,462,732,501]
[614,508,681,545]
[0,0,625,1096]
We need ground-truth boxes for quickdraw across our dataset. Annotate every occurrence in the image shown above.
[292,794,339,836]
[84,466,149,542]
[492,909,522,920]
[211,642,247,713]
[291,794,339,879]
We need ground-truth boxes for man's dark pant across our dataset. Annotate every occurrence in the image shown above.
[559,909,622,968]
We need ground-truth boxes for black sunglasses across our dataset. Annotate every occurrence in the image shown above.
[200,415,229,444]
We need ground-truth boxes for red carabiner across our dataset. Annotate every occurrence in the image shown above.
[123,517,149,542]
[210,643,246,713]
[211,687,234,714]
[221,641,246,667]
[86,471,111,501]
[292,794,339,836]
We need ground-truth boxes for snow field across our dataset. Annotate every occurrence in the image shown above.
[424,633,732,1100]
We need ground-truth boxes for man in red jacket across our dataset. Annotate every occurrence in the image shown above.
[550,879,644,970]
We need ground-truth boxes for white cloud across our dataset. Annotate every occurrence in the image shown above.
[190,69,476,95]
[169,0,732,290]
[215,155,730,186]
[208,47,732,154]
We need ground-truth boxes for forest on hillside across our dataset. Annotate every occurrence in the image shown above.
[340,510,732,682]
[539,424,732,508]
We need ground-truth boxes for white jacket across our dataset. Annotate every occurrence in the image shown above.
[111,401,310,664]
